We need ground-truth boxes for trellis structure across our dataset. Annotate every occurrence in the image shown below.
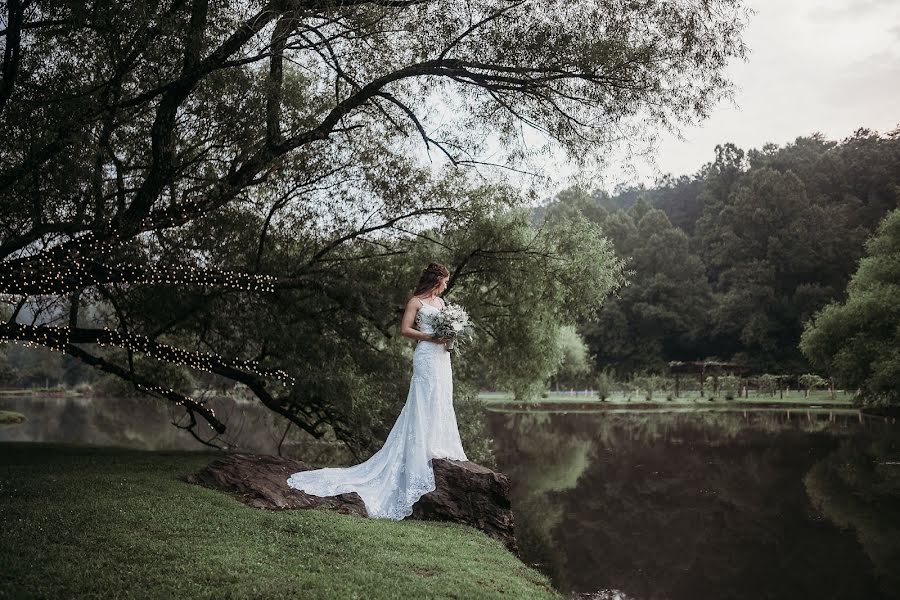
[667,360,750,397]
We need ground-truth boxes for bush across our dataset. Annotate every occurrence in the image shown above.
[719,374,741,400]
[631,373,667,401]
[757,374,779,396]
[73,382,95,395]
[594,368,613,401]
[799,373,828,398]
[511,379,545,402]
[703,374,738,400]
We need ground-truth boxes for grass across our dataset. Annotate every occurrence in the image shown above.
[0,442,561,600]
[0,410,26,425]
[479,389,854,407]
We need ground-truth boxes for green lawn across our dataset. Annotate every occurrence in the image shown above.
[0,442,561,600]
[479,389,853,407]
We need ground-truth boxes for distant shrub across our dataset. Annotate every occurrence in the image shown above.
[73,382,94,395]
[719,374,741,400]
[757,374,779,396]
[631,373,667,401]
[799,373,828,398]
[594,369,613,401]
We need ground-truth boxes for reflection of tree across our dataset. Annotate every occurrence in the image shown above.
[804,432,900,600]
[489,411,891,599]
[490,412,595,592]
[0,395,295,454]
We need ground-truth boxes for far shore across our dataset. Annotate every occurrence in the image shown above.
[2,386,882,416]
[478,390,857,411]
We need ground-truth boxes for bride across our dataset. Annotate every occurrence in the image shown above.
[286,262,469,520]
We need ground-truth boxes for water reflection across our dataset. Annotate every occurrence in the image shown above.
[0,394,289,454]
[486,409,900,600]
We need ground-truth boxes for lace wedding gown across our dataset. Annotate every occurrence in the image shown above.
[286,297,468,520]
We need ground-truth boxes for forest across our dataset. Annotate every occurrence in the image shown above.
[539,127,900,408]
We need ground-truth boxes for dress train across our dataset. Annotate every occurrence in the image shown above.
[286,299,468,519]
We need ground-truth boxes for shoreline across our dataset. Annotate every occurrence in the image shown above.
[484,400,857,412]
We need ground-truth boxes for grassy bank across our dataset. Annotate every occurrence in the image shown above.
[0,410,26,425]
[0,442,560,600]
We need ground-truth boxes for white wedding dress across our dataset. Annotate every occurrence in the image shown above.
[286,297,468,520]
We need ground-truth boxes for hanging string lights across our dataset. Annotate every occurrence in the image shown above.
[0,230,278,296]
[0,322,295,384]
[0,230,294,415]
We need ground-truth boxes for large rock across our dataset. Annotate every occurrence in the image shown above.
[185,453,517,554]
[411,458,516,554]
[185,453,368,516]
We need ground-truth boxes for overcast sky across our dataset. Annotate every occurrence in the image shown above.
[602,0,900,190]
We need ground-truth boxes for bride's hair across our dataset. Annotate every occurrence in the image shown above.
[411,262,450,297]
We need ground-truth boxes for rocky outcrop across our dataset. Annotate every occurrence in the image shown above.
[185,453,368,516]
[185,453,517,554]
[410,458,516,553]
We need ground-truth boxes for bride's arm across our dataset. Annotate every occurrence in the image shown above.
[400,299,439,342]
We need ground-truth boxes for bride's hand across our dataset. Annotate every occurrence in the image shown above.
[431,336,451,344]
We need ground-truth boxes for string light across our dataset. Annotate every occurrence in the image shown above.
[0,322,296,387]
[0,231,295,410]
[0,230,279,296]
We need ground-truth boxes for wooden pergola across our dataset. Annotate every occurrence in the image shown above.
[667,360,751,397]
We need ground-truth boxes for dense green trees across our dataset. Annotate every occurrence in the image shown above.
[543,191,712,374]
[800,208,900,407]
[540,128,900,404]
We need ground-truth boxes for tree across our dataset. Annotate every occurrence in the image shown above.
[797,373,826,398]
[692,132,899,372]
[648,173,705,235]
[549,204,710,374]
[1,0,749,448]
[698,168,818,370]
[549,325,591,390]
[0,345,17,385]
[441,204,629,401]
[800,208,900,407]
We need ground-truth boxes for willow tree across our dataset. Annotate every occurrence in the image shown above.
[0,0,749,450]
[800,208,900,410]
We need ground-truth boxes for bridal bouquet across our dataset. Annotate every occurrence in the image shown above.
[429,302,474,354]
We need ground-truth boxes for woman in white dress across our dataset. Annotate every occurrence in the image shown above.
[286,262,469,520]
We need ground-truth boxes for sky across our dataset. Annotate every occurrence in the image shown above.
[599,0,900,191]
[411,0,899,201]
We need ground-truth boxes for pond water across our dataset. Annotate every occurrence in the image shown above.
[485,408,900,600]
[4,395,899,599]
[0,393,291,454]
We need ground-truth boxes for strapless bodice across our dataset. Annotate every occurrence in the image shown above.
[414,303,440,335]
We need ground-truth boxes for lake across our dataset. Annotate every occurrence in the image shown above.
[0,392,286,453]
[485,407,900,600]
[3,394,899,599]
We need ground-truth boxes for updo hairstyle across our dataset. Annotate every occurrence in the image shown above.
[412,262,450,297]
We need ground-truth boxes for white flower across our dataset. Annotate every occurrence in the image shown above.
[429,301,475,354]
